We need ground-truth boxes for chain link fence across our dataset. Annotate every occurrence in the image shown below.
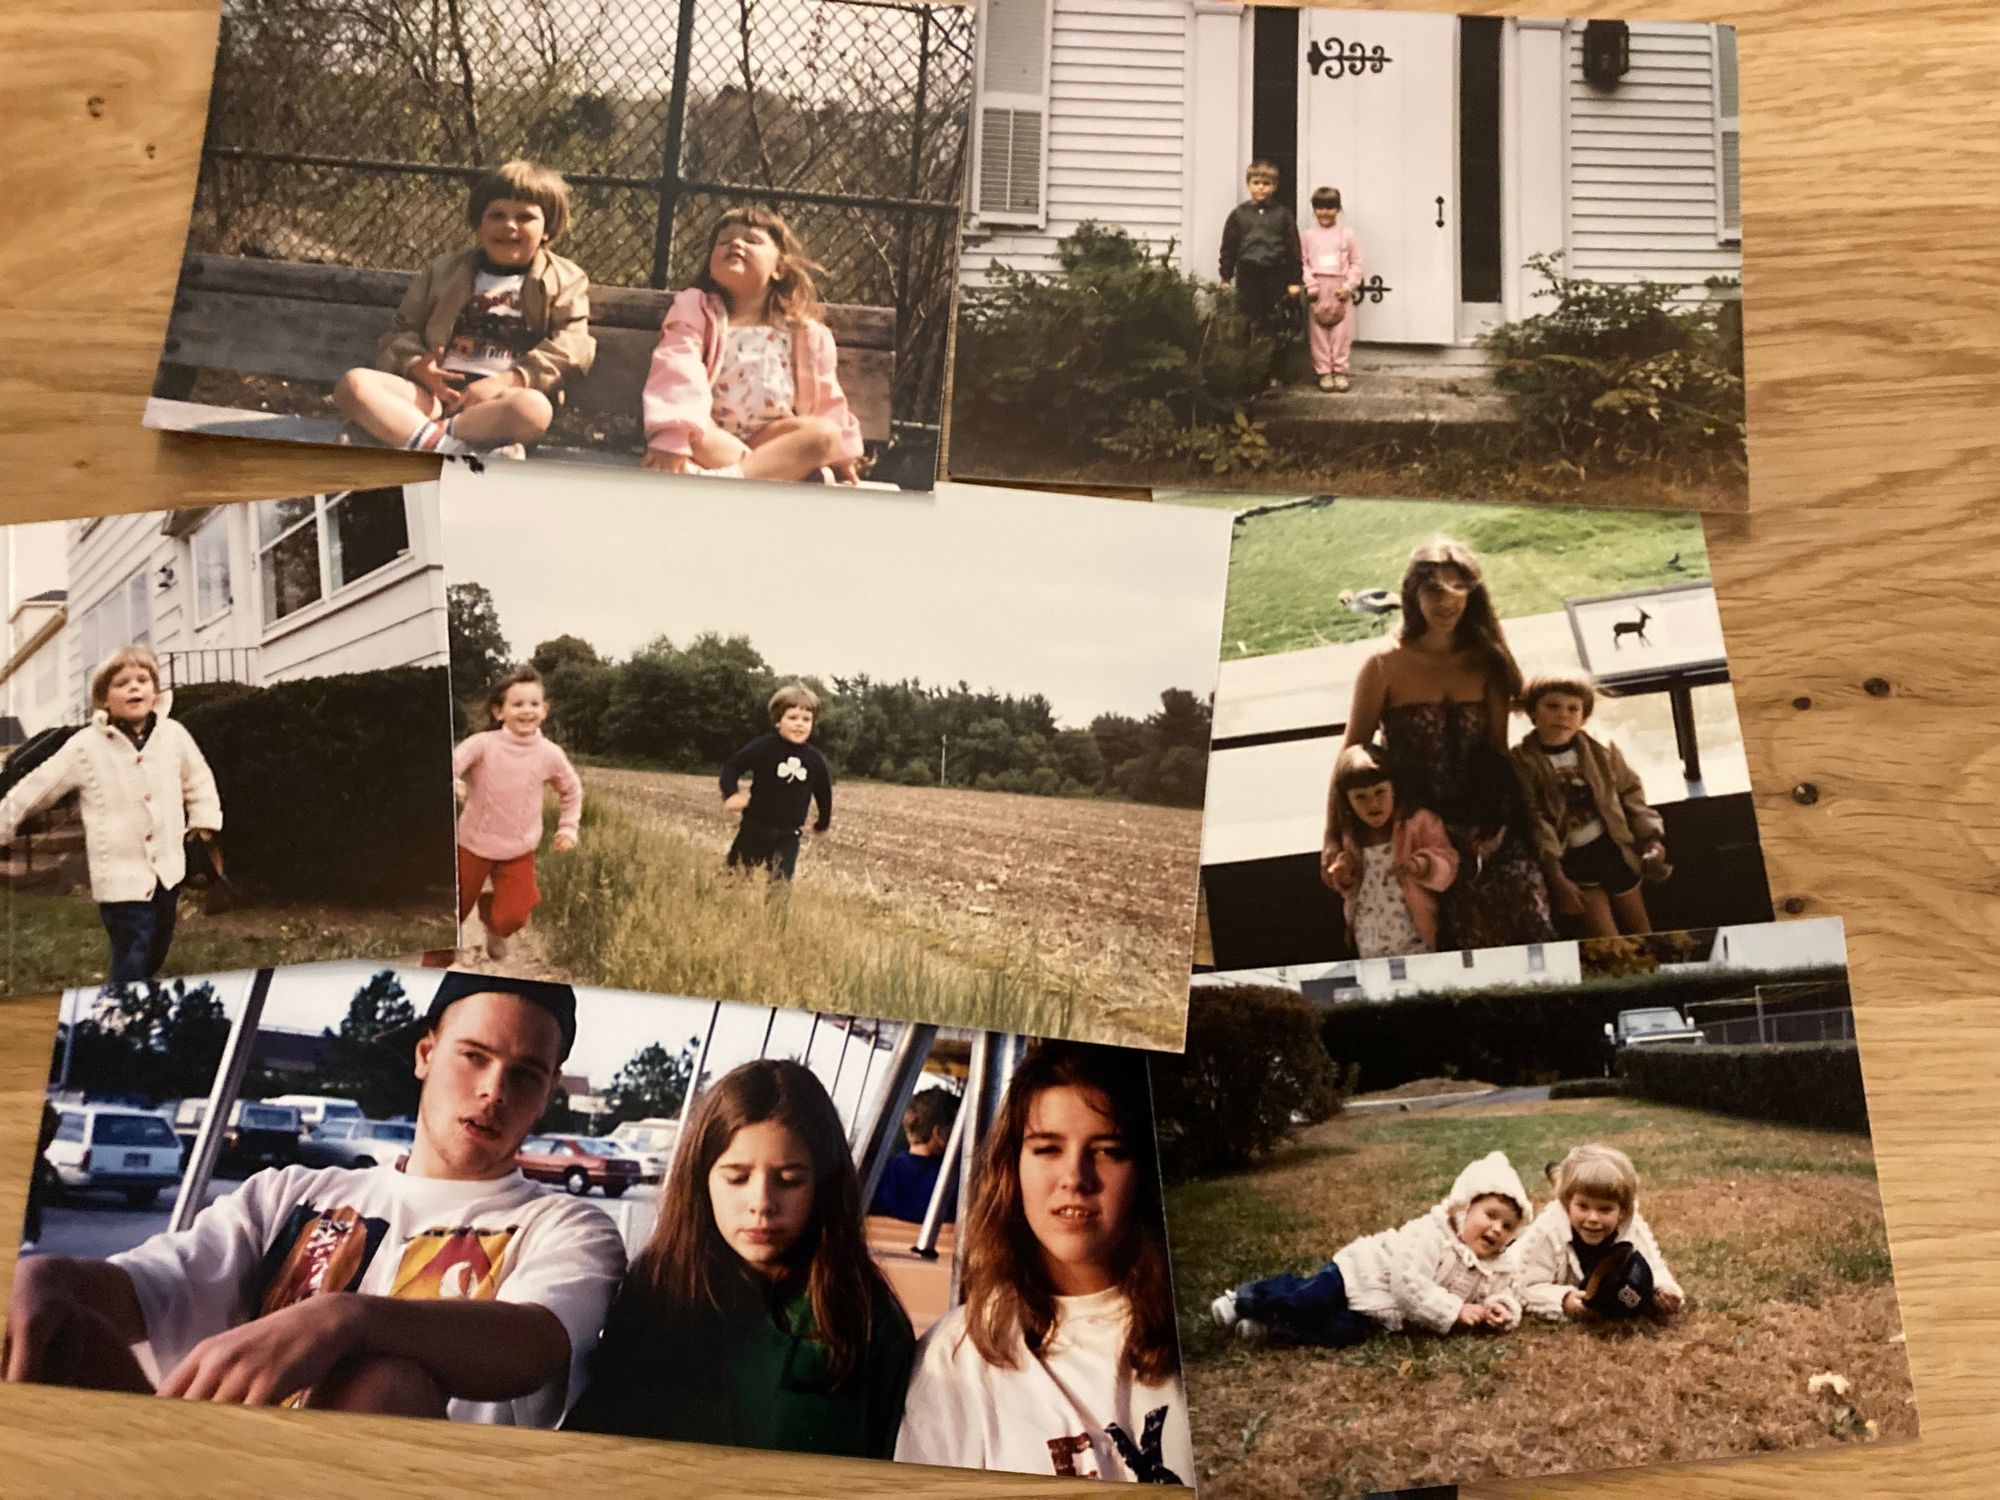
[188,0,972,430]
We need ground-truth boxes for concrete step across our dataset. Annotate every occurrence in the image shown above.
[1253,373,1517,444]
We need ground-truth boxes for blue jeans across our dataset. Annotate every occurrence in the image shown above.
[98,883,180,984]
[1234,1259,1378,1348]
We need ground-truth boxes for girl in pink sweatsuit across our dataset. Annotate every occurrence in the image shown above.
[639,205,864,485]
[1301,186,1365,390]
[426,663,582,966]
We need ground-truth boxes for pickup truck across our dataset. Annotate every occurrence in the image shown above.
[1603,1006,1705,1074]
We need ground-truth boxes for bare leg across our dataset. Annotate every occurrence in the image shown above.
[1609,885,1653,935]
[309,1353,449,1418]
[1577,886,1620,938]
[15,1302,154,1393]
[332,368,443,448]
[448,388,554,446]
[740,416,844,482]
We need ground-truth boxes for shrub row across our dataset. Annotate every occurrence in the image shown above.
[1617,1042,1869,1132]
[176,665,455,904]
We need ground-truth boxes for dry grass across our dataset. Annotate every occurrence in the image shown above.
[1168,1097,1918,1497]
[532,767,1204,1049]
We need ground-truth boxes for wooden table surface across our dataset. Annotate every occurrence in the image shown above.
[3,0,1996,1494]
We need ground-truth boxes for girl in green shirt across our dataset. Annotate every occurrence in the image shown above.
[564,1058,914,1455]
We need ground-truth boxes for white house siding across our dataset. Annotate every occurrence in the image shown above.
[65,515,170,697]
[959,0,1190,282]
[1565,22,1742,292]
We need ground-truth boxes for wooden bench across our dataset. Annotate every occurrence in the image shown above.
[147,253,896,459]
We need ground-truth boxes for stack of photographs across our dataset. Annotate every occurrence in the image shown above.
[1,1,1918,1496]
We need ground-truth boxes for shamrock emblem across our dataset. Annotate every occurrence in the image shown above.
[776,755,807,783]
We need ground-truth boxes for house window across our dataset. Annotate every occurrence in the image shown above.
[256,488,410,627]
[1388,957,1408,982]
[1714,25,1741,243]
[972,0,1052,225]
[1527,943,1547,974]
[192,515,232,626]
[77,570,152,679]
[1461,949,1475,968]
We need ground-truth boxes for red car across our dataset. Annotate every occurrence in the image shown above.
[517,1135,641,1197]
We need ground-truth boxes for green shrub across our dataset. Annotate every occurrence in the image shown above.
[1618,1042,1869,1131]
[176,666,455,904]
[1151,986,1345,1181]
[1481,252,1746,470]
[1548,1077,1630,1101]
[950,223,1274,475]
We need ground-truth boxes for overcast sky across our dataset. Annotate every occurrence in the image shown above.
[437,469,1233,726]
[62,962,928,1120]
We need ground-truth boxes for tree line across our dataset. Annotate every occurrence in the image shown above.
[451,584,1212,808]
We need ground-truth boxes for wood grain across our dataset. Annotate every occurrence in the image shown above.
[3,0,1998,1494]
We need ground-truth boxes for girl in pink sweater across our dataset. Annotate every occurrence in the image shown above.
[1301,186,1365,393]
[640,206,864,484]
[1321,743,1456,959]
[427,664,582,965]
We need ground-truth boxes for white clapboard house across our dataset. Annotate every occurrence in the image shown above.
[961,3,1742,363]
[58,483,447,717]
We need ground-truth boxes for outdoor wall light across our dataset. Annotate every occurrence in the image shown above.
[156,562,177,592]
[1581,19,1631,88]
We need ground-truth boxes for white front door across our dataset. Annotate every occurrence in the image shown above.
[1296,10,1459,345]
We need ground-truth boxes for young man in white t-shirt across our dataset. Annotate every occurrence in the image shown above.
[1,973,625,1426]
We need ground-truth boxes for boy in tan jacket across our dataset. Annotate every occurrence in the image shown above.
[1510,676,1670,937]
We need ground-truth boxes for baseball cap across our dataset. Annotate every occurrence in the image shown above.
[377,971,579,1064]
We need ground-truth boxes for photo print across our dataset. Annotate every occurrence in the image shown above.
[0,487,458,995]
[12,961,1190,1483]
[950,8,1747,511]
[143,0,975,490]
[1181,493,1771,977]
[433,462,1231,1051]
[1159,918,1917,1495]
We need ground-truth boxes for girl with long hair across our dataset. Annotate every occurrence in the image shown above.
[640,204,865,483]
[1332,537,1554,950]
[895,1042,1190,1483]
[564,1058,914,1456]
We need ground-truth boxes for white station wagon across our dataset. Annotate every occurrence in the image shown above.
[46,1105,185,1207]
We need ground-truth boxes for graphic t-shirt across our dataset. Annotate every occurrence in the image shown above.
[1533,740,1605,849]
[895,1289,1192,1483]
[110,1163,626,1426]
[443,265,536,378]
[719,732,833,832]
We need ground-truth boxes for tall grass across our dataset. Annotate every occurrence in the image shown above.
[537,798,1089,1040]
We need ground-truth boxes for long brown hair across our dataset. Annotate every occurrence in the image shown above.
[696,205,826,328]
[632,1058,902,1387]
[960,1042,1179,1385]
[1397,537,1524,701]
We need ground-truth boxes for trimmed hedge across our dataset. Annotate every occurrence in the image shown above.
[176,666,455,904]
[1151,987,1346,1181]
[1617,1042,1869,1132]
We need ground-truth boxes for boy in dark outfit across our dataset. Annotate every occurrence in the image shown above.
[1218,158,1304,382]
[719,682,832,881]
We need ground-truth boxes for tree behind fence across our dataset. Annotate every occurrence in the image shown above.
[191,0,972,425]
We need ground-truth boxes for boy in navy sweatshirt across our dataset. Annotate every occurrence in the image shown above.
[719,682,833,881]
[1219,158,1303,383]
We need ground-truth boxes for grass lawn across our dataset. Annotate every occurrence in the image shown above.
[5,890,453,998]
[1168,1096,1917,1497]
[1190,496,1710,658]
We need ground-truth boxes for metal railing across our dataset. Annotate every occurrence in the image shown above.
[188,0,972,427]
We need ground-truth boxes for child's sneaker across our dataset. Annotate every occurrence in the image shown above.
[1318,373,1336,393]
[1209,1290,1239,1330]
[483,442,529,462]
[1331,373,1352,394]
[484,930,510,961]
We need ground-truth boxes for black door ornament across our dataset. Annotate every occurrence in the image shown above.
[1306,37,1392,80]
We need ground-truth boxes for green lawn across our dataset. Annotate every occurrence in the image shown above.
[1182,496,1710,658]
[1167,1097,1914,1498]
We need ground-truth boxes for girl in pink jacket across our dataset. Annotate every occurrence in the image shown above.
[1321,743,1457,958]
[1301,186,1364,393]
[425,664,582,966]
[640,206,865,484]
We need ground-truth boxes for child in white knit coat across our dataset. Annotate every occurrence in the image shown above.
[0,646,221,984]
[1513,1143,1685,1321]
[1210,1150,1530,1347]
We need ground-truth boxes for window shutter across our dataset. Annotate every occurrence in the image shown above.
[973,0,1051,226]
[1715,24,1741,242]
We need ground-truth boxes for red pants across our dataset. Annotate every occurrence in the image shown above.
[423,846,543,966]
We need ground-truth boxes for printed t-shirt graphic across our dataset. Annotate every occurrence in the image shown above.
[444,271,535,378]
